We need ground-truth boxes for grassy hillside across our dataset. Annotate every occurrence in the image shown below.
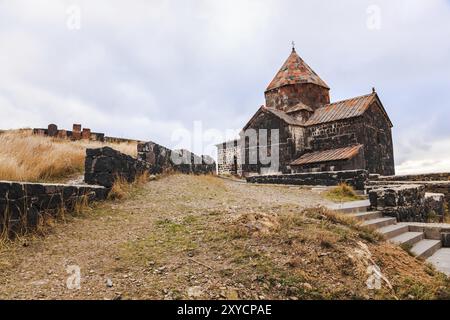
[0,129,137,182]
[0,175,448,300]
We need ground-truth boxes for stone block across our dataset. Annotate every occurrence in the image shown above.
[40,194,63,210]
[73,124,81,132]
[24,183,46,196]
[94,157,113,173]
[44,184,64,194]
[9,183,24,199]
[48,124,58,137]
[86,148,102,158]
[0,182,10,198]
[82,128,91,139]
[442,233,450,247]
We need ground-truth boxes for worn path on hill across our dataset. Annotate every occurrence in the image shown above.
[0,175,328,300]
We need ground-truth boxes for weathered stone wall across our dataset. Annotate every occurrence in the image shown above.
[361,103,395,176]
[246,169,368,190]
[137,141,173,174]
[369,180,450,214]
[85,147,150,188]
[307,117,361,151]
[265,83,330,111]
[241,113,294,175]
[137,141,216,175]
[306,102,395,176]
[0,181,107,233]
[171,149,216,175]
[367,184,446,222]
[375,173,450,182]
[217,140,242,176]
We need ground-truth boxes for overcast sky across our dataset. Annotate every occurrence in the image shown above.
[1,0,450,174]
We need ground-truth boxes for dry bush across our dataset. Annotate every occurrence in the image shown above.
[444,203,450,223]
[108,176,133,200]
[108,172,150,200]
[323,183,362,202]
[0,129,137,182]
[303,207,384,243]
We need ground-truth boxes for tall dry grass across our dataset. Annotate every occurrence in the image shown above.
[0,129,137,182]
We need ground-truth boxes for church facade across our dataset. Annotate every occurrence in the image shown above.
[216,48,395,177]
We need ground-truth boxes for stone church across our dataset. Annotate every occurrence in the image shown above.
[216,48,395,177]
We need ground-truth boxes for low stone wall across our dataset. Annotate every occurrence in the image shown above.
[137,141,216,175]
[172,149,216,175]
[0,181,107,233]
[374,172,450,182]
[84,147,150,188]
[369,180,450,213]
[137,141,174,174]
[367,184,446,222]
[246,170,368,190]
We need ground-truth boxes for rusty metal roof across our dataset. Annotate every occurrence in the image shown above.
[243,106,303,130]
[266,49,329,92]
[291,144,363,166]
[305,93,376,126]
[265,107,304,126]
[286,102,314,113]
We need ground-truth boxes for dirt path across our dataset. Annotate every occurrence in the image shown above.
[0,175,329,300]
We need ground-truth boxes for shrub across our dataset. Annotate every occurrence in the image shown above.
[324,183,362,202]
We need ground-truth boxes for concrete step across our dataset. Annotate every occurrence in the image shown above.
[329,200,371,214]
[362,217,397,229]
[427,248,450,276]
[389,232,424,246]
[348,211,382,222]
[411,239,442,259]
[377,224,409,239]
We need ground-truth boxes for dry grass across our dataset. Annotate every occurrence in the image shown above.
[444,203,450,223]
[323,183,363,202]
[108,171,151,201]
[0,192,92,243]
[0,129,137,182]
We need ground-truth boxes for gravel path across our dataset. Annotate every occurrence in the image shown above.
[0,174,330,300]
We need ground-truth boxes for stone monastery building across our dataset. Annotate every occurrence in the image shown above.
[216,48,395,177]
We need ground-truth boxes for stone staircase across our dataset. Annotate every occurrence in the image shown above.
[331,200,445,261]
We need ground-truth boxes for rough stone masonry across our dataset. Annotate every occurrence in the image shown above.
[0,180,107,234]
[367,184,446,222]
[84,147,151,188]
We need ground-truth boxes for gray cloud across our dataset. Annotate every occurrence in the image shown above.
[1,0,450,171]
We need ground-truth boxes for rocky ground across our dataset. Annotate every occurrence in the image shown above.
[0,174,449,300]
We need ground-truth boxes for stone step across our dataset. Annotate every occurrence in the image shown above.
[348,211,382,222]
[330,200,371,214]
[362,217,397,229]
[427,248,450,276]
[411,239,442,259]
[389,232,424,246]
[377,224,409,239]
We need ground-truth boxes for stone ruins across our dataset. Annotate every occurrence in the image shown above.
[33,123,139,143]
[1,140,215,236]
